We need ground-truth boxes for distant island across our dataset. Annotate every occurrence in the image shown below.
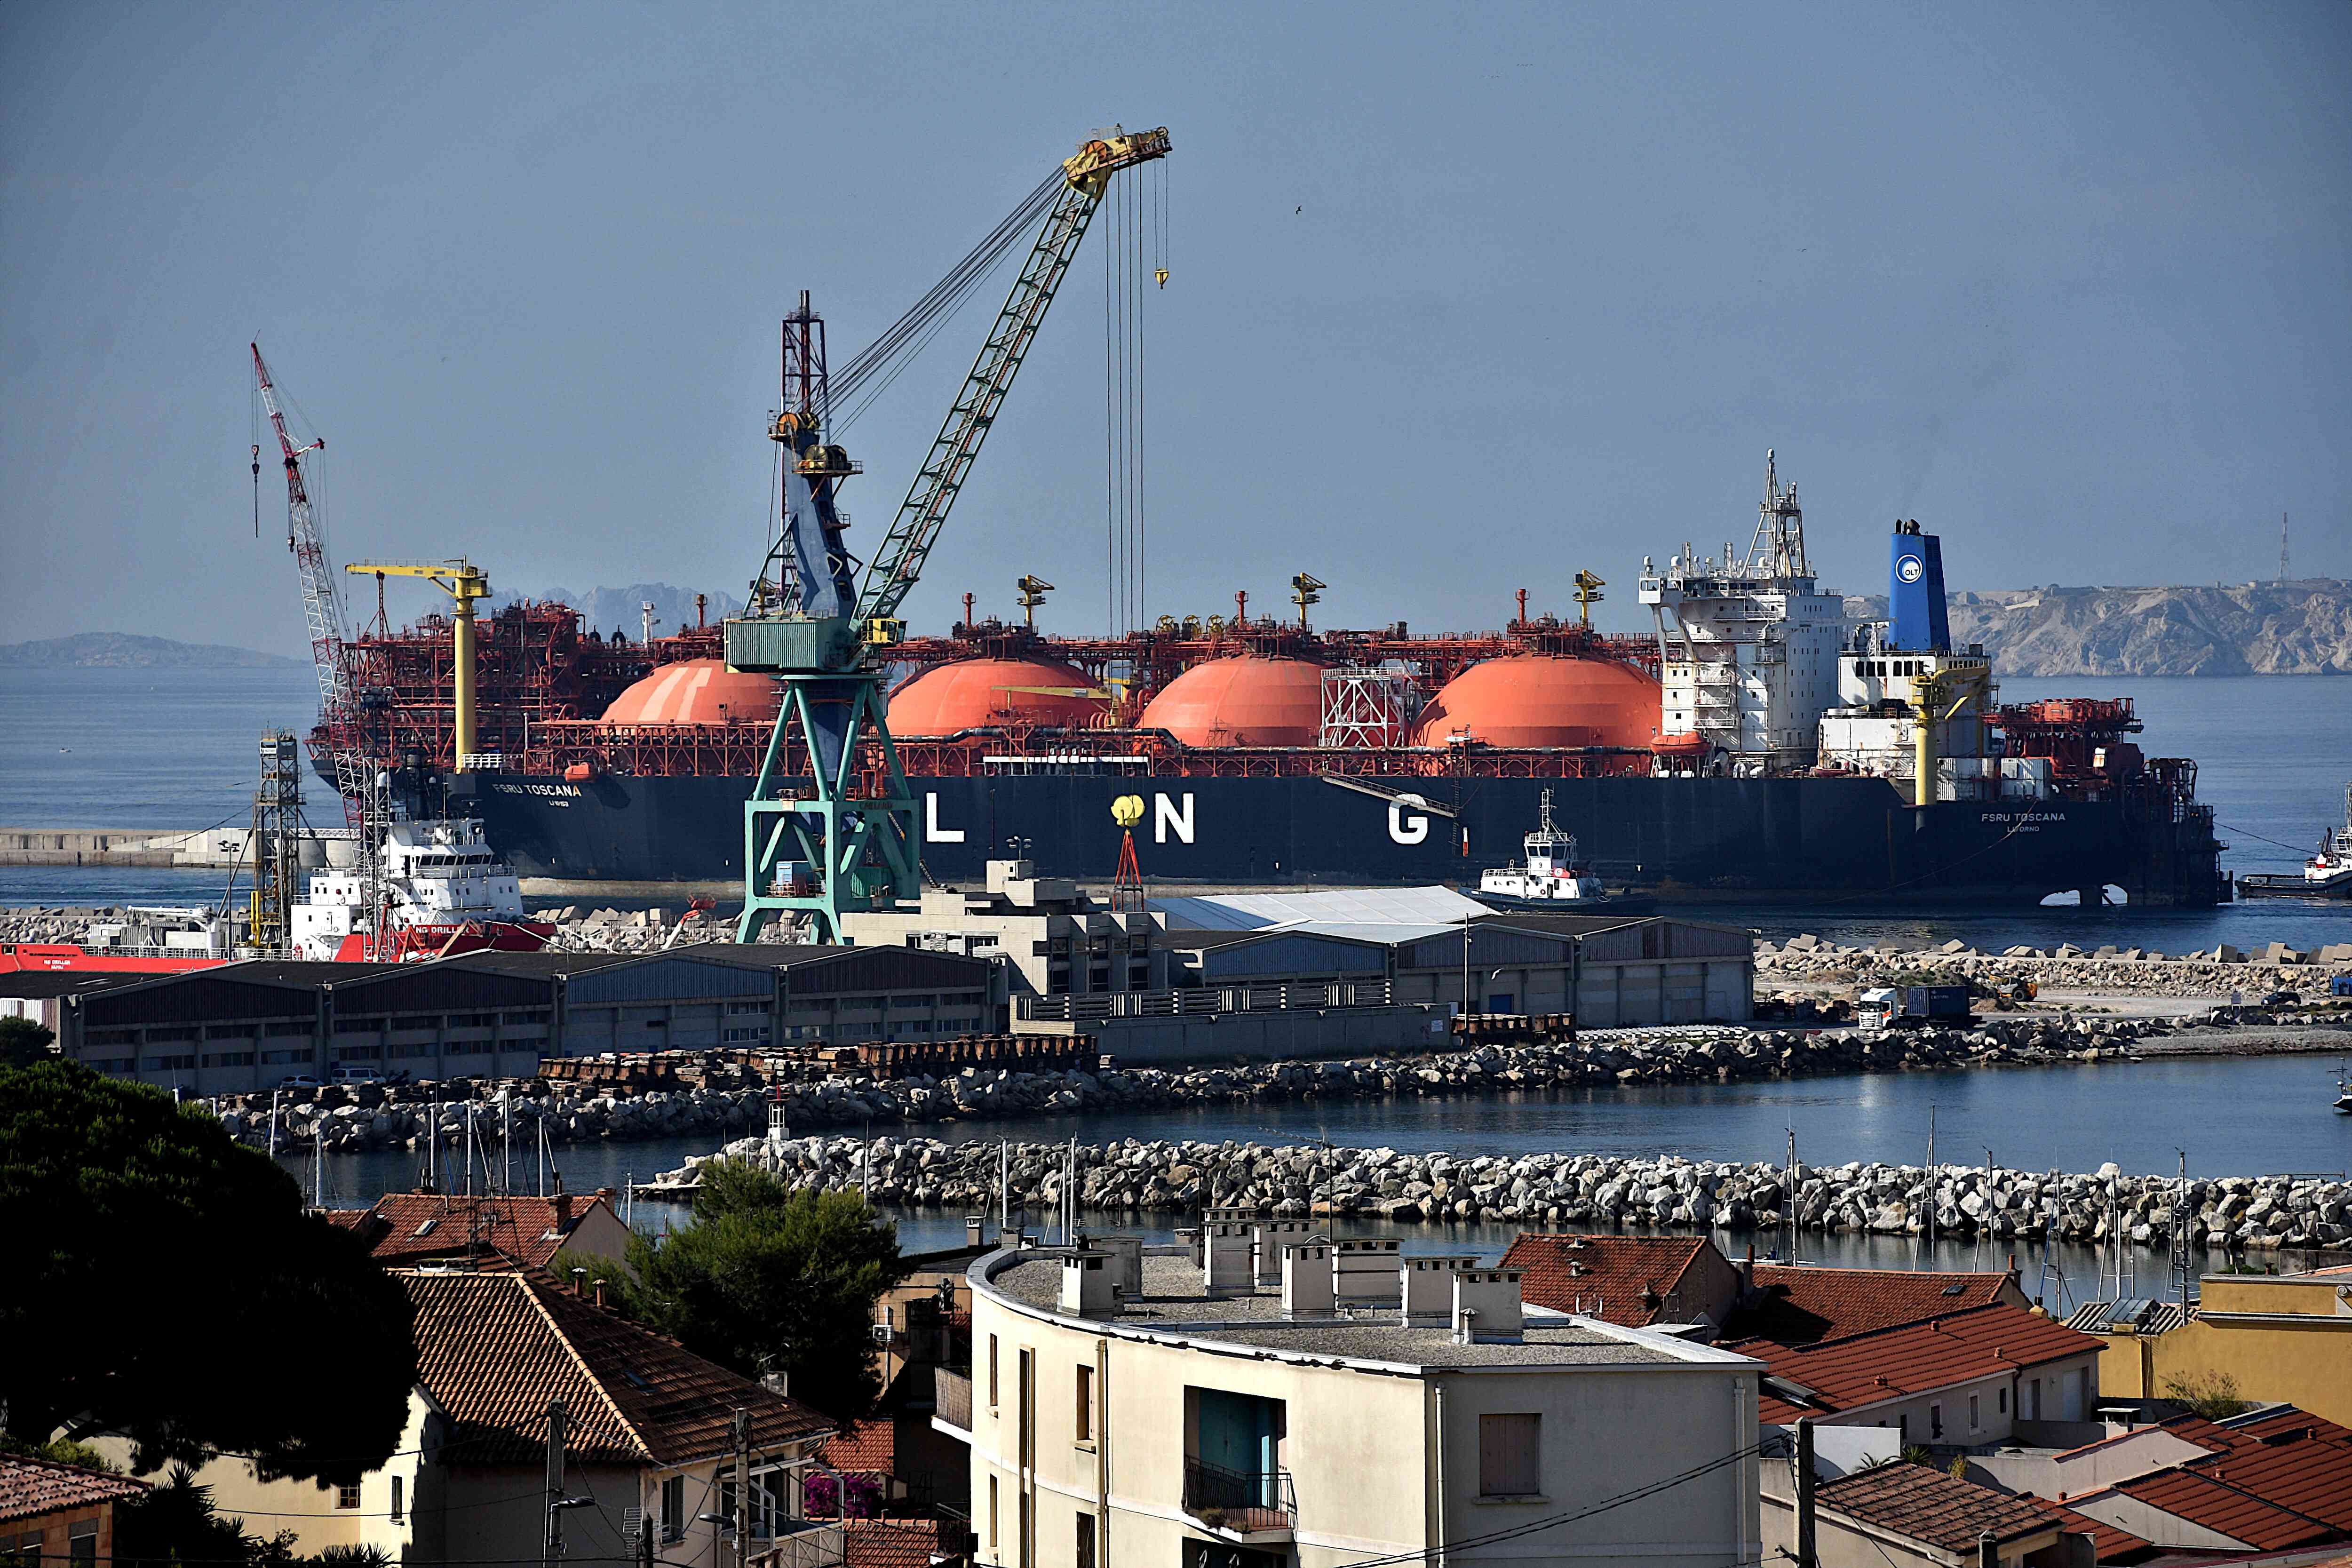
[0,632,304,669]
[1842,578,2352,677]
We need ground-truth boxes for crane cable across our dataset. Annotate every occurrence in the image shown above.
[1103,164,1155,635]
[827,166,1065,434]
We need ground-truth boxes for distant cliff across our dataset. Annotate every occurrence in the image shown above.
[1841,580,2352,676]
[0,633,302,669]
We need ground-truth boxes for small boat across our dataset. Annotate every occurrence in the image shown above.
[2335,1064,2352,1115]
[1473,789,1651,912]
[2241,783,2352,899]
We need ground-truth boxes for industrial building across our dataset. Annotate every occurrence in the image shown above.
[17,941,1001,1097]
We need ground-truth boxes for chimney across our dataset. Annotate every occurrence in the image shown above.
[1334,1239,1403,1305]
[1100,1234,1144,1298]
[1059,1249,1116,1316]
[593,1277,605,1308]
[966,1214,986,1249]
[1401,1255,1478,1325]
[1282,1240,1335,1319]
[1204,1221,1255,1296]
[1254,1221,1312,1287]
[570,1266,587,1297]
[1452,1269,1525,1344]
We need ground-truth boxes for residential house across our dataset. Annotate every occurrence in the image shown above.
[1760,1459,2078,1568]
[946,1231,1764,1567]
[2071,1263,2352,1429]
[175,1263,838,1565]
[1508,1233,2030,1341]
[1989,1405,2352,1557]
[0,1454,143,1568]
[1741,1302,2106,1447]
[334,1189,636,1272]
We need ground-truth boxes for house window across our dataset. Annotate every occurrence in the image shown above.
[390,1476,404,1522]
[1999,1386,2009,1416]
[661,1475,684,1542]
[337,1482,361,1510]
[987,1475,998,1548]
[1074,1511,1096,1568]
[988,1334,1000,1409]
[1075,1363,1094,1443]
[1478,1413,1541,1497]
[1970,1394,1980,1431]
[1930,1403,1944,1440]
[67,1520,97,1567]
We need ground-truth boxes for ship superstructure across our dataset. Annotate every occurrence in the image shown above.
[290,817,548,961]
[1640,452,1846,774]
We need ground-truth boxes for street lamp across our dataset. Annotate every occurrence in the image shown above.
[544,1495,595,1562]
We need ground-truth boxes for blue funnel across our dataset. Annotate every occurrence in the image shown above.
[1886,523,1949,653]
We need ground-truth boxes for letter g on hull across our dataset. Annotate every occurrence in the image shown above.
[1389,794,1430,845]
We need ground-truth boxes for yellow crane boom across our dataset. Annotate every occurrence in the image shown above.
[346,560,493,772]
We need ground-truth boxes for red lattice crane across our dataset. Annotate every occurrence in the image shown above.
[252,343,368,830]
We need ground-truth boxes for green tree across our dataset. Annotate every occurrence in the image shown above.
[0,1016,56,1068]
[113,1465,300,1567]
[2164,1369,2254,1419]
[0,1061,417,1483]
[595,1160,907,1419]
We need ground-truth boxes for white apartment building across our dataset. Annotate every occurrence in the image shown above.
[941,1229,1763,1568]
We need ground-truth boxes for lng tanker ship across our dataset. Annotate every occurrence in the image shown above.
[334,462,2224,907]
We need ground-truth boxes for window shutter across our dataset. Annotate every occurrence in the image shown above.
[1478,1412,1541,1496]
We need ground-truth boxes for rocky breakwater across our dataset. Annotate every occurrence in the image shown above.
[208,1015,2179,1154]
[1760,933,2352,1005]
[210,1081,763,1155]
[676,1134,2352,1255]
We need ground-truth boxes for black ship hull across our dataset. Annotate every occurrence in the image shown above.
[452,771,2222,907]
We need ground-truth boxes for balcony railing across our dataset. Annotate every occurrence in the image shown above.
[749,1520,845,1568]
[933,1368,973,1433]
[1182,1457,1296,1535]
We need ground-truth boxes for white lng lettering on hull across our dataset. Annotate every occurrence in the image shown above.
[1154,792,1194,844]
[925,793,965,843]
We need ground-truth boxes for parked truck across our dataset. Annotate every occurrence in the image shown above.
[1856,985,1973,1029]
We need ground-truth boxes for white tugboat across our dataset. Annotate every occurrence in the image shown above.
[291,816,552,962]
[1475,789,1632,907]
[2239,782,2352,899]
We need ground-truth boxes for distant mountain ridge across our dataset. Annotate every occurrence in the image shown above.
[1842,579,2352,677]
[0,632,302,669]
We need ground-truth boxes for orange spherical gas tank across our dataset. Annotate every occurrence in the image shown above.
[886,657,1105,735]
[598,660,781,726]
[1414,655,1660,749]
[1138,656,1325,748]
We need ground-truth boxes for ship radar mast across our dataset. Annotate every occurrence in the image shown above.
[1745,447,1809,581]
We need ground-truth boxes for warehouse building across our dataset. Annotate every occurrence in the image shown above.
[18,941,1001,1097]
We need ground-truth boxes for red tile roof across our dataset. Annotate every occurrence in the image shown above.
[1813,1463,2057,1552]
[364,1193,617,1268]
[2027,1497,2154,1564]
[1729,1263,2022,1344]
[2097,1466,2337,1552]
[1734,1302,2104,1423]
[2182,1410,2352,1533]
[841,1519,940,1568]
[818,1419,897,1475]
[401,1266,832,1467]
[1501,1234,1713,1325]
[0,1455,144,1525]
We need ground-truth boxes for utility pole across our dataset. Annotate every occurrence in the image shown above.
[732,1408,752,1568]
[1794,1418,1817,1568]
[543,1397,566,1568]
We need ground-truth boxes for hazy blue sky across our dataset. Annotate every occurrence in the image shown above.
[3,1,2347,654]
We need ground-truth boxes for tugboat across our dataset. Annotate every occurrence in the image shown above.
[1474,789,1648,910]
[291,816,553,962]
[2240,783,2352,899]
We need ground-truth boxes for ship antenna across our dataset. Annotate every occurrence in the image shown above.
[1538,787,1555,834]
